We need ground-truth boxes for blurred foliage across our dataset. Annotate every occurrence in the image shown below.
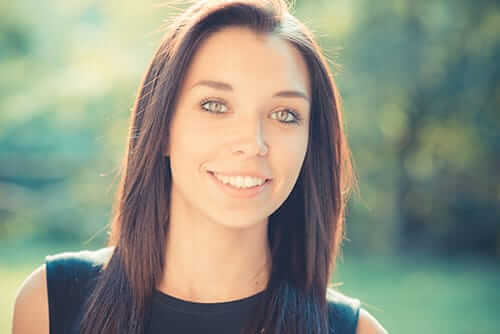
[0,0,499,258]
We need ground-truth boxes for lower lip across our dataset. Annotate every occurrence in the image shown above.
[207,171,271,198]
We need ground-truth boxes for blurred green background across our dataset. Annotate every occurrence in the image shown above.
[1,0,499,333]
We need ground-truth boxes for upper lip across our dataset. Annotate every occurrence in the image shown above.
[208,170,272,181]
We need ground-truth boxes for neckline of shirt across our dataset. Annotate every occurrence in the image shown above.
[152,288,266,315]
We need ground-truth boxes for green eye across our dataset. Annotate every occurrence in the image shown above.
[201,100,228,114]
[200,99,302,126]
[271,109,301,125]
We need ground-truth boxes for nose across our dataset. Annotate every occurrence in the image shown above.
[232,118,269,157]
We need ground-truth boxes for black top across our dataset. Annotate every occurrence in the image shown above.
[45,248,361,334]
[149,289,265,333]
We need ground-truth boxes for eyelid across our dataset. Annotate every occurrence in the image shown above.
[199,97,230,111]
[271,107,303,125]
[274,106,301,118]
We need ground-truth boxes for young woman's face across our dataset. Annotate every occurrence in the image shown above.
[166,26,311,229]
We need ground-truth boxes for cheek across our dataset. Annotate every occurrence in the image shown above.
[170,115,212,159]
[272,130,308,178]
[280,125,308,157]
[292,143,308,179]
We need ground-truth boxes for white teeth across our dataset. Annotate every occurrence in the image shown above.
[213,173,266,188]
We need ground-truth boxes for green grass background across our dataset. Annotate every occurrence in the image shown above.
[2,242,499,333]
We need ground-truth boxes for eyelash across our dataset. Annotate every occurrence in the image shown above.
[199,98,303,125]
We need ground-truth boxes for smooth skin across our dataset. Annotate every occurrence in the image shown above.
[12,27,387,334]
[12,264,49,334]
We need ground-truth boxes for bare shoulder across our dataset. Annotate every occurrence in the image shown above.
[12,264,49,334]
[356,308,388,334]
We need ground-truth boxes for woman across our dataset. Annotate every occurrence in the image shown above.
[13,0,387,333]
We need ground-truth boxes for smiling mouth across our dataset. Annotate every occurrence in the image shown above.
[207,171,272,190]
[207,170,271,181]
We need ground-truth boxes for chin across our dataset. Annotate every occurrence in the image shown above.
[211,214,269,231]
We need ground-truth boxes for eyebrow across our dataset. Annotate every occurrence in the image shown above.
[190,80,310,103]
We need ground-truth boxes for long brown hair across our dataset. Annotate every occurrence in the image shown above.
[80,1,355,333]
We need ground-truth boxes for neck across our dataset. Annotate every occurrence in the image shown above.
[156,200,272,303]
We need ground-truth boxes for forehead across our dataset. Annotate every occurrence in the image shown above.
[181,26,311,97]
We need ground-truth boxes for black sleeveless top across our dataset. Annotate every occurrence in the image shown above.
[45,248,361,334]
